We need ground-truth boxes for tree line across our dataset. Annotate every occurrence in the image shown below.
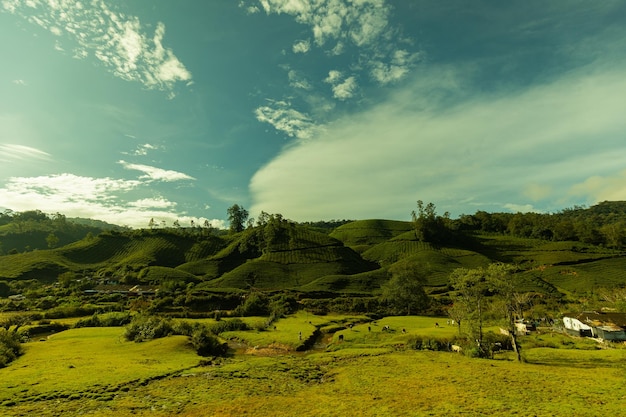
[447,201,626,249]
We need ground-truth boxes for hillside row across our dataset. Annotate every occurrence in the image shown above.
[1,217,625,298]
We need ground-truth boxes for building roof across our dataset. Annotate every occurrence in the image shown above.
[564,311,626,329]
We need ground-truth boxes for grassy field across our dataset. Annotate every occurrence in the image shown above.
[2,313,626,416]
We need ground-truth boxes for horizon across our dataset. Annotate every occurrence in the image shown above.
[2,1,625,228]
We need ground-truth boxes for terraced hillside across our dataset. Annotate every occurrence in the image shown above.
[1,217,626,297]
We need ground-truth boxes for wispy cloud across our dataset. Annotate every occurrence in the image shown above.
[118,160,195,182]
[11,79,27,86]
[0,144,51,162]
[324,71,357,100]
[254,100,317,139]
[246,0,419,136]
[2,0,191,95]
[288,69,312,90]
[250,61,626,220]
[126,143,159,156]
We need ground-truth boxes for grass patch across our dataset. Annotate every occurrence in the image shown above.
[0,327,199,404]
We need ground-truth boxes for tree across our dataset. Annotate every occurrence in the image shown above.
[227,204,249,234]
[148,218,156,230]
[411,200,451,243]
[449,266,490,356]
[450,263,525,361]
[380,260,430,315]
[486,263,524,362]
[46,232,60,249]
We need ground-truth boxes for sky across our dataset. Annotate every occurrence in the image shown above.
[1,0,626,229]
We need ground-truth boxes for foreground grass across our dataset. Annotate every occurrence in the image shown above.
[0,327,199,406]
[2,316,626,416]
[6,349,626,416]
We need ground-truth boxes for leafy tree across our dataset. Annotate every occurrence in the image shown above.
[227,204,249,234]
[450,263,525,361]
[449,266,490,356]
[380,260,430,315]
[411,200,451,243]
[46,232,60,249]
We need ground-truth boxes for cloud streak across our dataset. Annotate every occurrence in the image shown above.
[2,0,192,95]
[0,144,51,162]
[118,160,195,182]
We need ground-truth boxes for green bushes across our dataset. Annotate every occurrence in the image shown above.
[74,312,132,328]
[0,329,23,368]
[124,315,174,342]
[190,326,228,356]
[406,335,452,351]
[123,314,229,357]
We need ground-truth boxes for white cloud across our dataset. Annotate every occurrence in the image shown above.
[2,0,191,95]
[254,100,317,139]
[11,79,27,86]
[118,160,195,182]
[292,39,310,53]
[246,0,419,136]
[129,143,158,156]
[324,70,343,84]
[503,203,540,214]
[287,69,312,90]
[257,0,389,48]
[129,197,176,209]
[0,173,222,229]
[250,63,626,220]
[370,50,421,85]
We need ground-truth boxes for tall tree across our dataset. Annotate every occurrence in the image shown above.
[449,266,490,356]
[450,263,525,361]
[227,204,249,234]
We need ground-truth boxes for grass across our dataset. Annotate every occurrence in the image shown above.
[3,314,626,416]
[0,327,199,404]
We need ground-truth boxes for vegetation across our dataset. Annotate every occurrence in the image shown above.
[2,202,626,414]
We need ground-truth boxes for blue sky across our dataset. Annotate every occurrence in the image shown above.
[1,0,625,229]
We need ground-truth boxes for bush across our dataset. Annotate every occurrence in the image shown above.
[75,312,132,328]
[191,327,228,357]
[406,335,452,351]
[0,330,23,368]
[207,318,248,334]
[124,315,174,342]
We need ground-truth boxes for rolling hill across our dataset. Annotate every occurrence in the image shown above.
[1,210,626,300]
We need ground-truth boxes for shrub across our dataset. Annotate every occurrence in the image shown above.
[190,327,228,357]
[207,318,248,334]
[124,314,174,342]
[74,312,131,328]
[0,329,23,368]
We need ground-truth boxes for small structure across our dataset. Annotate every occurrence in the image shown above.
[562,312,626,341]
[514,320,536,335]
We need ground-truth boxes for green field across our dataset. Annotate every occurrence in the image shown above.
[2,314,626,416]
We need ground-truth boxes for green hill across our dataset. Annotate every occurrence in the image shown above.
[2,205,626,301]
